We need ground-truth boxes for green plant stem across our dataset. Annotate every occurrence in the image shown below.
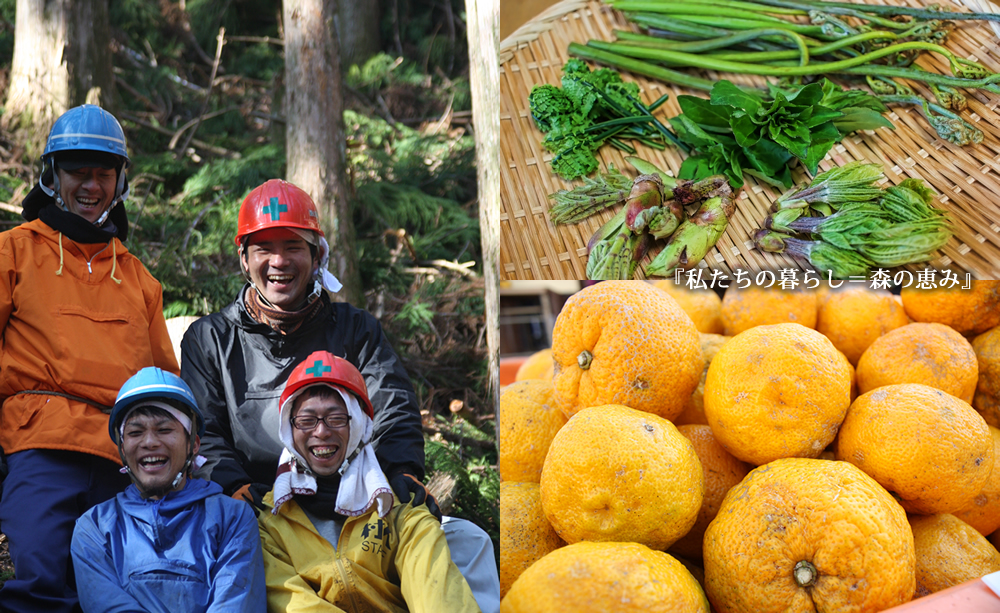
[609,138,638,153]
[586,39,984,80]
[837,65,1000,95]
[629,13,736,39]
[748,0,1000,22]
[568,42,717,93]
[610,0,807,15]
[878,94,983,145]
[648,93,671,111]
[633,0,910,30]
[615,1,796,24]
[629,99,690,152]
[662,0,916,29]
[653,14,829,37]
[585,115,668,134]
[614,27,813,65]
[578,80,687,151]
[701,29,906,62]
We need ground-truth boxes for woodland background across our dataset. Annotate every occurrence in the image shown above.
[0,0,495,583]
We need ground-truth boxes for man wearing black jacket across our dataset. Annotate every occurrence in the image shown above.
[180,179,499,613]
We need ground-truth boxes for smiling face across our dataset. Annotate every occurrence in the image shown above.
[121,407,199,499]
[55,166,117,224]
[242,228,318,311]
[291,389,351,477]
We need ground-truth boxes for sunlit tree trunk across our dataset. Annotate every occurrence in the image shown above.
[283,0,362,306]
[3,0,114,158]
[465,0,500,408]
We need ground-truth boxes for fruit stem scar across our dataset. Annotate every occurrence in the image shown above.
[794,560,818,588]
[577,350,593,370]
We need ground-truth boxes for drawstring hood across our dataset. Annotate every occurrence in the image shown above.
[55,233,65,276]
[22,183,128,282]
[23,182,129,242]
[110,240,121,284]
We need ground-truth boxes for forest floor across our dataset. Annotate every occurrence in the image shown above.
[0,534,11,586]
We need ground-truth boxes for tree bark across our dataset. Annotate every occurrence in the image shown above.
[335,0,381,72]
[3,0,114,157]
[465,0,500,407]
[283,0,363,306]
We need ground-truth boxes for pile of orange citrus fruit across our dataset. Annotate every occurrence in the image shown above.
[499,280,1000,612]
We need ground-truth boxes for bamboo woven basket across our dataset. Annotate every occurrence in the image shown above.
[498,0,1000,280]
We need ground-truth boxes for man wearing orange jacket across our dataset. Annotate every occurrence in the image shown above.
[0,105,179,613]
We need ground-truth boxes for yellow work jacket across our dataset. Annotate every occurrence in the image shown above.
[258,491,482,613]
[0,218,179,464]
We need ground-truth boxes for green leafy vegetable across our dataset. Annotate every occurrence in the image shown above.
[670,79,892,189]
[754,162,953,277]
[528,60,686,181]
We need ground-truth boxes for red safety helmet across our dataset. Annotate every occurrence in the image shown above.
[280,351,374,419]
[235,179,324,246]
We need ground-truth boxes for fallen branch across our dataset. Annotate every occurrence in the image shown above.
[182,189,230,252]
[226,35,284,46]
[175,28,227,158]
[114,77,163,115]
[344,84,400,129]
[115,43,205,93]
[0,183,28,214]
[415,259,477,277]
[120,112,240,158]
[427,427,497,450]
[169,105,241,151]
[128,173,165,234]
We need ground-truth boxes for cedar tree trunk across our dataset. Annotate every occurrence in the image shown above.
[3,0,114,157]
[283,0,362,305]
[465,0,500,404]
[336,0,381,71]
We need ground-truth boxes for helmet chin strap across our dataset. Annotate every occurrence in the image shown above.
[117,432,197,499]
[239,241,323,310]
[40,157,127,228]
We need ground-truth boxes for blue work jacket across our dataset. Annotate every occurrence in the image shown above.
[71,477,266,613]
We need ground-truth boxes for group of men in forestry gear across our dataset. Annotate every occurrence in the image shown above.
[0,105,499,613]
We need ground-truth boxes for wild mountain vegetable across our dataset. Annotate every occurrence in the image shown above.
[528,59,686,180]
[569,0,999,145]
[548,167,634,224]
[547,157,735,279]
[585,208,650,280]
[667,79,891,188]
[754,230,876,277]
[646,189,737,276]
[585,171,735,279]
[771,161,885,210]
[753,162,953,277]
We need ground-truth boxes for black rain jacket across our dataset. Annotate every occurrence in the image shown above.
[180,287,424,495]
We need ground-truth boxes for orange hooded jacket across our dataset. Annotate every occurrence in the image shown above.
[0,218,179,464]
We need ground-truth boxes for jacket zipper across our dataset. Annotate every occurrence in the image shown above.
[86,243,110,274]
[151,498,162,549]
[334,550,363,613]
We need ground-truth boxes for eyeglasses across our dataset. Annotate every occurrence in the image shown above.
[291,414,351,431]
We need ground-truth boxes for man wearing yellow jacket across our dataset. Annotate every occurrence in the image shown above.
[257,351,481,612]
[0,105,179,613]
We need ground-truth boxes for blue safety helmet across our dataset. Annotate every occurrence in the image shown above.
[40,105,131,225]
[110,367,206,443]
[43,104,130,162]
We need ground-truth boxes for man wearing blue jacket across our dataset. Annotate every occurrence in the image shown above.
[70,367,266,613]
